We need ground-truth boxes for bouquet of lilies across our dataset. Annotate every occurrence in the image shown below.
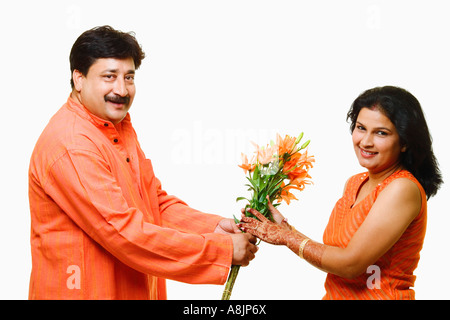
[221,133,315,300]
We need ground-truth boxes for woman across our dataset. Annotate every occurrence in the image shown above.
[239,86,443,300]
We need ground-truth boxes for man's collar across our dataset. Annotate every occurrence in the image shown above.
[66,95,131,128]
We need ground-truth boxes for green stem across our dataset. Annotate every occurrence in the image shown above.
[221,265,241,300]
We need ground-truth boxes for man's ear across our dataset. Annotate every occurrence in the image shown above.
[72,69,84,91]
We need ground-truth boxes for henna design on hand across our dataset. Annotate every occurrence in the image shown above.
[239,207,325,269]
[240,208,292,246]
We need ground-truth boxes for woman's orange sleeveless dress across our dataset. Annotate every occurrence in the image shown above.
[322,170,427,300]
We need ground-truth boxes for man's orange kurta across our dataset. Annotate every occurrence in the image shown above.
[322,170,427,300]
[28,97,233,299]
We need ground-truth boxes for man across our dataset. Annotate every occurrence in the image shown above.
[28,26,257,299]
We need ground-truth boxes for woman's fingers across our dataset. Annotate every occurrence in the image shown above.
[266,196,286,224]
[245,207,269,222]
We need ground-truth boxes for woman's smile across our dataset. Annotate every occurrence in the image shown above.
[359,148,378,158]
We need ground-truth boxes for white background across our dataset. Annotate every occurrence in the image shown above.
[0,0,448,300]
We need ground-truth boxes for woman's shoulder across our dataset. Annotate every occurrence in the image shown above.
[381,175,421,198]
[380,170,424,196]
[377,170,426,219]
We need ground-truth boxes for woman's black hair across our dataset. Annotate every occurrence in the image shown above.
[69,25,145,88]
[347,86,442,199]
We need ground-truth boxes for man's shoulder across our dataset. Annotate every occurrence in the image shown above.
[31,104,104,165]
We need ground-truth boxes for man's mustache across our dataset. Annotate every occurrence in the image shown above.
[104,94,130,105]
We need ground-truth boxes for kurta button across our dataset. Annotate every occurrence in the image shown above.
[113,138,118,143]
[126,157,130,162]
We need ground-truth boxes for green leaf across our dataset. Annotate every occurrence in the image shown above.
[273,202,281,208]
[236,196,249,202]
[246,177,258,191]
[258,191,268,204]
[253,165,260,177]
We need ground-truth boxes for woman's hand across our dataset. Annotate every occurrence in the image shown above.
[239,198,325,270]
[238,200,294,246]
[264,198,292,229]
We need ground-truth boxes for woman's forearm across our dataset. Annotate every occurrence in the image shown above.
[285,230,325,270]
[240,208,366,278]
[286,230,367,279]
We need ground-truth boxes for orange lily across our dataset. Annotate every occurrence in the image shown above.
[277,133,297,156]
[250,142,277,165]
[238,153,256,174]
[278,184,299,205]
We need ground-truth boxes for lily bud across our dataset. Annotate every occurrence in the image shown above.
[295,132,304,145]
[300,140,310,149]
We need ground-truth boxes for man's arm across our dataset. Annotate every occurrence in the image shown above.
[156,183,226,234]
[44,148,233,284]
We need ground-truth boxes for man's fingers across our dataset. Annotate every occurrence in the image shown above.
[230,232,259,266]
[245,232,258,245]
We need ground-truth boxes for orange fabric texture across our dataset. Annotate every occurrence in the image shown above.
[322,170,427,300]
[28,97,232,299]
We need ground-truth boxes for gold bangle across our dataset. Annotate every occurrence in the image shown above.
[298,238,310,259]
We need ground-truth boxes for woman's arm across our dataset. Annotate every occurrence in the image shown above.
[240,178,422,279]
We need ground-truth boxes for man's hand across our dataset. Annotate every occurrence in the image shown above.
[214,218,241,234]
[215,218,258,266]
[230,233,258,266]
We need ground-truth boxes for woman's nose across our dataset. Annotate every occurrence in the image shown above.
[360,133,373,147]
